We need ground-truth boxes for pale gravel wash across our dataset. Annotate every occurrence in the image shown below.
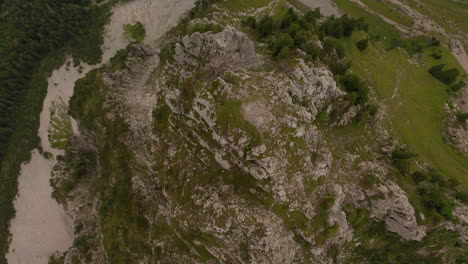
[299,0,341,16]
[6,0,195,263]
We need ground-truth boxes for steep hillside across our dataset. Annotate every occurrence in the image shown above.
[41,0,468,263]
[330,0,468,188]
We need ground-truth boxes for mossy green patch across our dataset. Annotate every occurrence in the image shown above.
[188,22,223,35]
[216,99,263,147]
[345,216,466,264]
[70,68,151,263]
[49,98,73,150]
[310,196,335,234]
[343,204,368,228]
[124,22,146,43]
[315,110,329,124]
[152,103,171,133]
[70,69,108,131]
[108,48,129,72]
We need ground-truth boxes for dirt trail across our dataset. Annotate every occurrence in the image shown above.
[386,0,445,34]
[385,0,467,73]
[350,0,468,73]
[6,0,196,263]
[349,0,411,34]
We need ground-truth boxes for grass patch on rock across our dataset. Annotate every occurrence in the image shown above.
[124,22,146,43]
[216,99,263,147]
[49,99,74,150]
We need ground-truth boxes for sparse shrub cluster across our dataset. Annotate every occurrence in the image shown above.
[108,48,129,72]
[386,36,463,91]
[456,112,468,123]
[318,15,368,75]
[340,73,369,106]
[413,169,462,223]
[450,81,465,92]
[347,220,465,263]
[428,64,460,85]
[242,7,376,122]
[328,72,378,123]
[124,22,146,43]
[269,32,294,57]
[391,148,418,175]
[243,8,367,62]
[320,15,368,39]
[61,150,97,193]
[390,147,463,223]
[418,186,454,222]
[356,39,368,51]
[152,103,171,133]
[74,235,93,263]
[188,22,223,35]
[455,191,468,204]
[362,173,382,188]
[244,8,317,60]
[159,43,177,65]
[343,204,368,228]
[323,38,345,58]
[310,195,337,246]
[70,67,150,262]
[242,16,257,29]
[389,36,440,55]
[189,0,222,19]
[257,15,274,37]
[430,50,442,59]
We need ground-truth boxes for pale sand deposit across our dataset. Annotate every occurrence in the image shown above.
[6,151,74,264]
[299,0,341,16]
[6,0,195,263]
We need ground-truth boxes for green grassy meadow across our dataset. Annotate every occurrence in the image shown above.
[360,0,414,27]
[402,0,468,35]
[333,0,468,186]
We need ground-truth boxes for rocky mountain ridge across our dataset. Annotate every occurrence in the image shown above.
[47,1,467,263]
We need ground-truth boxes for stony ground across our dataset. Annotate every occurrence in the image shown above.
[46,1,467,264]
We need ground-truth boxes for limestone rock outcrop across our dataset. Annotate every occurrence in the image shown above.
[174,30,258,78]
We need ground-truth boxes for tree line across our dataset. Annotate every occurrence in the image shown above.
[0,0,108,161]
[242,7,376,122]
[0,1,109,262]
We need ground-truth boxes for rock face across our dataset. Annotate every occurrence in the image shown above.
[174,30,258,78]
[58,27,358,262]
[289,60,345,118]
[371,181,426,241]
[446,126,468,154]
[445,86,468,155]
[54,11,467,264]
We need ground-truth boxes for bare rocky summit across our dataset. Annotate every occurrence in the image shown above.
[49,1,468,264]
[174,29,258,77]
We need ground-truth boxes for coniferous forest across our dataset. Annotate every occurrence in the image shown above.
[0,0,109,261]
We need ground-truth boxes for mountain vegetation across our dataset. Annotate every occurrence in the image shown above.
[0,0,109,261]
[2,0,467,263]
